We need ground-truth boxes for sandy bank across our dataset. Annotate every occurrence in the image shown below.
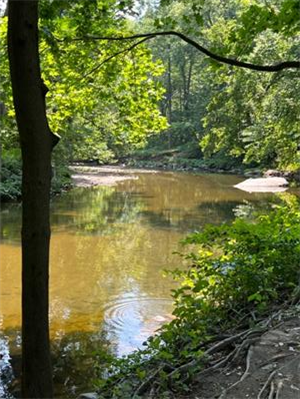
[70,165,157,187]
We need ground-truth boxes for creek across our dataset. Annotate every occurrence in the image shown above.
[0,170,280,397]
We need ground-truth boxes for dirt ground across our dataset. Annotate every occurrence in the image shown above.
[176,310,300,399]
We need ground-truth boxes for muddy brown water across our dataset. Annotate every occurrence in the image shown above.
[0,170,280,397]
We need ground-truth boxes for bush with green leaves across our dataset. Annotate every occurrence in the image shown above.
[0,149,72,201]
[164,195,300,350]
[0,149,22,201]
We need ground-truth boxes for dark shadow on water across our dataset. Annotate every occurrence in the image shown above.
[1,327,114,399]
[138,198,276,232]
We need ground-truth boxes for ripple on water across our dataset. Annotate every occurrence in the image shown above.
[0,335,14,399]
[103,296,174,356]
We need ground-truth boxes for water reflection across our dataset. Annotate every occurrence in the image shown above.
[0,170,283,396]
[0,335,15,399]
[0,203,22,245]
[103,296,174,356]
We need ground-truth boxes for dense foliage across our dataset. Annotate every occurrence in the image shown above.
[0,0,168,200]
[1,0,299,172]
[94,195,300,397]
[1,0,300,201]
[0,2,167,161]
[138,0,300,170]
[0,150,22,201]
[0,149,72,201]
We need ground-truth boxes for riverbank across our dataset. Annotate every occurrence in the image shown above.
[70,165,158,187]
[2,157,298,203]
[80,305,300,399]
[174,306,300,399]
[124,146,300,184]
[124,149,244,175]
[70,165,294,195]
[77,198,300,399]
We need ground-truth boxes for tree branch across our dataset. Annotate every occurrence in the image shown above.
[82,36,154,78]
[57,31,300,73]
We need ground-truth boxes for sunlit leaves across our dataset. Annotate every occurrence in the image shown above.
[1,0,168,161]
[200,25,300,169]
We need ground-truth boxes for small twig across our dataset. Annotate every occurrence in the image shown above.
[148,385,156,399]
[268,381,275,399]
[260,352,296,368]
[257,369,278,399]
[275,379,284,399]
[82,36,153,79]
[218,345,255,399]
[210,350,235,368]
[229,337,260,366]
[251,310,257,321]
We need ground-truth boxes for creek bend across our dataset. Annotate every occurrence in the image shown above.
[0,169,280,397]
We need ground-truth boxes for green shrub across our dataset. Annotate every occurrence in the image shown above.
[0,149,72,201]
[0,149,22,201]
[163,194,300,354]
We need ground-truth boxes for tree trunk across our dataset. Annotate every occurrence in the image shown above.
[166,42,172,149]
[7,1,57,397]
[166,44,173,125]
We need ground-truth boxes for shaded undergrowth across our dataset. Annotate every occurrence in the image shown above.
[0,149,72,202]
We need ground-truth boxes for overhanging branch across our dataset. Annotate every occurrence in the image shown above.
[83,36,154,78]
[57,30,300,73]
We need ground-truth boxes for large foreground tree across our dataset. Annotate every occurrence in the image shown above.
[6,0,299,398]
[7,0,58,397]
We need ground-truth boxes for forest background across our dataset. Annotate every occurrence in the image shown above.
[1,0,300,201]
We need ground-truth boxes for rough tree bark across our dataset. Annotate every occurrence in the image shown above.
[7,1,58,397]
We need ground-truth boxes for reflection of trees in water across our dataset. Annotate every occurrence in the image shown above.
[0,186,144,242]
[0,334,15,399]
[0,203,22,244]
[196,199,275,225]
[139,205,233,231]
[51,186,144,235]
[139,199,275,233]
[1,327,113,399]
[51,329,112,398]
[49,220,179,317]
[0,173,280,243]
[233,200,275,219]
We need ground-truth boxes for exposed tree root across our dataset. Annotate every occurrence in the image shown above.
[166,327,266,386]
[216,350,299,399]
[218,345,255,399]
[133,306,300,398]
